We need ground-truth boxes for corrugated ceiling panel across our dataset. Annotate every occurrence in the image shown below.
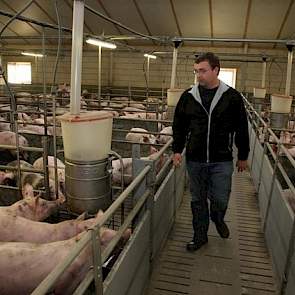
[246,0,289,39]
[136,0,179,36]
[173,0,211,37]
[213,0,248,38]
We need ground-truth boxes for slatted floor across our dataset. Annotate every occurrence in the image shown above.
[145,170,278,295]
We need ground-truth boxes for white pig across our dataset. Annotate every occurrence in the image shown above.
[0,195,65,221]
[0,227,131,295]
[0,210,103,243]
[125,127,157,144]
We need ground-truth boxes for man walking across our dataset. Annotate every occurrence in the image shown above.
[172,52,249,251]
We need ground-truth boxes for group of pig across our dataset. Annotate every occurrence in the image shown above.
[0,155,65,202]
[0,194,131,294]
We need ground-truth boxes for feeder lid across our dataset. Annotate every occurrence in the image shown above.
[271,93,292,99]
[58,110,113,123]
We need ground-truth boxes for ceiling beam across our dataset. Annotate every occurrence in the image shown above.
[96,0,124,36]
[242,0,252,50]
[169,0,182,37]
[273,0,295,48]
[132,0,156,45]
[208,0,214,46]
[0,19,29,45]
[243,0,252,39]
[63,0,94,35]
[34,0,57,24]
[0,0,42,44]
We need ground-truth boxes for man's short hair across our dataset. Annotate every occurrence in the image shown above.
[195,52,220,74]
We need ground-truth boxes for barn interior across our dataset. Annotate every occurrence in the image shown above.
[0,1,295,294]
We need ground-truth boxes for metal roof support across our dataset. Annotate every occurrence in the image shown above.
[285,44,294,96]
[170,40,182,89]
[262,56,267,89]
[70,0,84,115]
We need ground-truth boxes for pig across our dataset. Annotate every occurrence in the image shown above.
[287,147,295,157]
[21,172,62,200]
[0,227,131,295]
[0,195,65,221]
[102,108,120,117]
[0,117,10,131]
[120,113,143,119]
[281,189,295,213]
[0,131,28,159]
[0,210,104,243]
[3,159,62,200]
[112,147,167,185]
[112,158,133,185]
[157,126,173,144]
[0,160,32,186]
[129,103,146,110]
[19,124,52,135]
[17,112,31,123]
[122,107,145,113]
[125,127,157,145]
[33,156,65,184]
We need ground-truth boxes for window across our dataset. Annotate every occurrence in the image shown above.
[219,68,236,88]
[7,62,32,84]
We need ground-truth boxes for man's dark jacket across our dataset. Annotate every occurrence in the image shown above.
[172,81,250,163]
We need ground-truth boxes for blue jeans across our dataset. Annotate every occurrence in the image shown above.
[186,160,234,237]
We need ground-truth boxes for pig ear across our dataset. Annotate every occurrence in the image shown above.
[76,212,86,221]
[142,135,149,143]
[22,184,34,198]
[149,146,158,155]
[35,196,40,206]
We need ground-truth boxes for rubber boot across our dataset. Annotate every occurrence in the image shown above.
[186,201,209,251]
[211,209,229,239]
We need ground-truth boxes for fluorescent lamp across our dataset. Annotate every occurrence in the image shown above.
[21,52,43,57]
[144,53,157,59]
[86,38,117,49]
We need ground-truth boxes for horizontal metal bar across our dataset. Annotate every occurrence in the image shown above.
[102,189,150,261]
[96,165,150,227]
[31,231,92,295]
[0,164,43,174]
[72,270,93,295]
[155,154,173,184]
[152,137,173,161]
[0,143,43,152]
[75,190,151,294]
[172,37,295,44]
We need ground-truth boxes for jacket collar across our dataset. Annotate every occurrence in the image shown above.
[188,80,230,114]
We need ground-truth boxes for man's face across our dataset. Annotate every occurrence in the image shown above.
[194,60,219,88]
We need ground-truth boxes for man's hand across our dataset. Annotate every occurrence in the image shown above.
[236,160,247,172]
[173,153,182,167]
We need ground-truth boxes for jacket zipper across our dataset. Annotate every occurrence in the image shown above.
[199,104,210,163]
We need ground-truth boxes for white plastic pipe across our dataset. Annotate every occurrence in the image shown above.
[146,56,150,89]
[285,48,293,96]
[170,46,178,89]
[70,0,84,115]
[98,45,102,103]
[261,60,266,88]
[109,51,113,87]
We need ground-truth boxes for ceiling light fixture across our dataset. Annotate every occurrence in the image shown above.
[144,53,157,59]
[21,52,43,57]
[86,38,117,49]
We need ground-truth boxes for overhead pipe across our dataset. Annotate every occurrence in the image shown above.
[171,37,295,44]
[70,0,84,115]
[285,44,294,96]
